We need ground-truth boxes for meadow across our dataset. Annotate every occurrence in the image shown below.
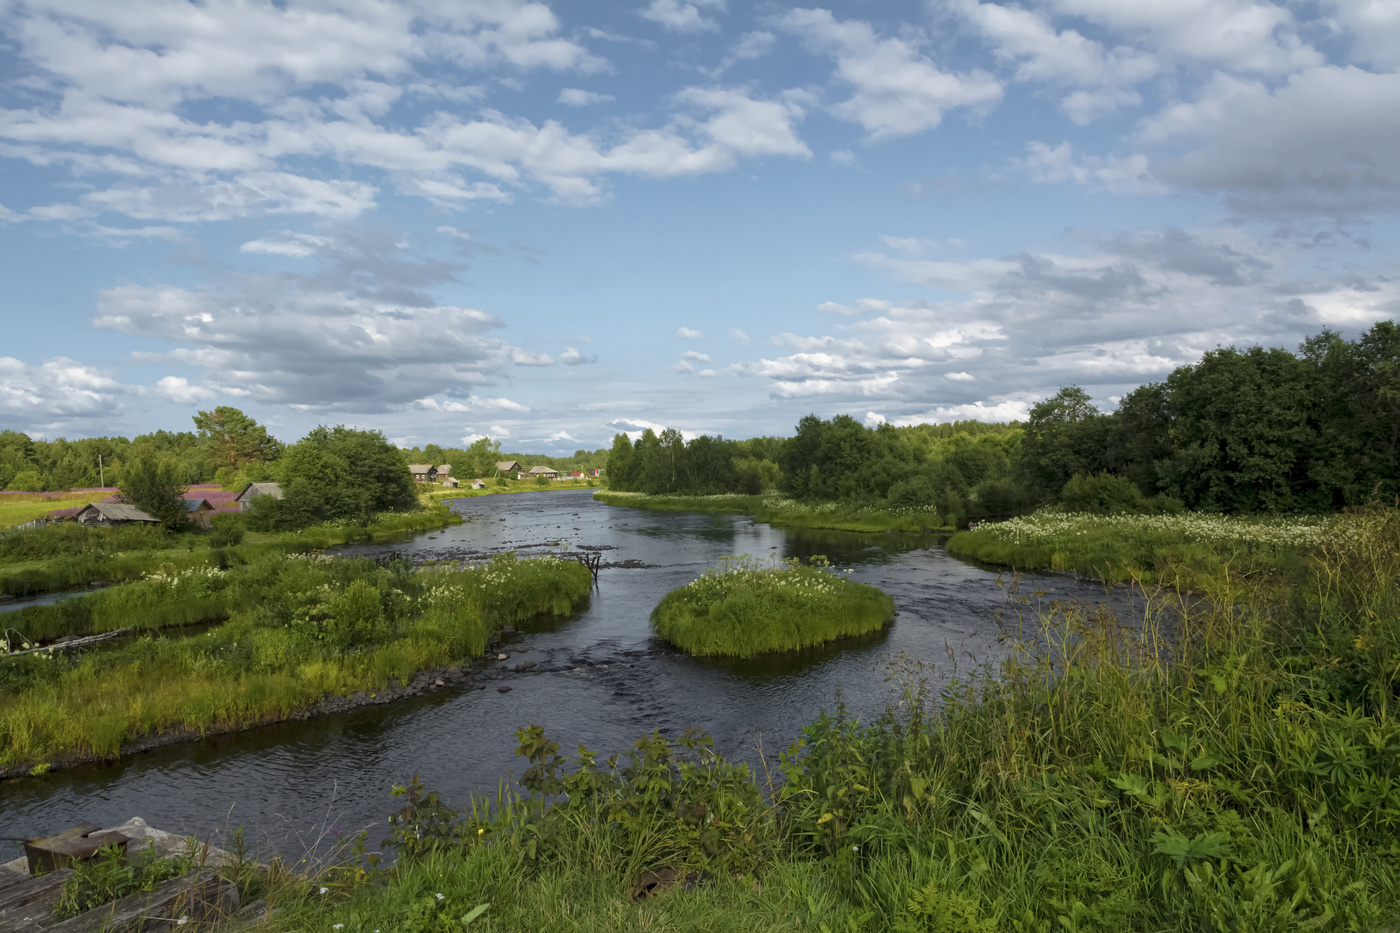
[0,489,104,528]
[0,553,592,771]
[651,555,895,657]
[594,490,947,534]
[221,504,1400,932]
[947,509,1335,587]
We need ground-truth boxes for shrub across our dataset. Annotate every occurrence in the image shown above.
[1059,471,1146,514]
[535,475,549,486]
[5,470,44,492]
[494,477,507,487]
[209,513,245,548]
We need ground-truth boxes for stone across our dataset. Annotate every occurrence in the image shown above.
[513,661,537,672]
[497,686,512,693]
[496,653,509,661]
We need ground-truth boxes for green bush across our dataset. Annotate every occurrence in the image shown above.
[494,477,507,487]
[209,512,245,548]
[5,470,44,492]
[651,555,893,657]
[535,475,549,486]
[1060,471,1146,514]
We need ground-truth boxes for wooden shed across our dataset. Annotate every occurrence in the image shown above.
[235,482,283,511]
[183,498,216,528]
[74,502,160,526]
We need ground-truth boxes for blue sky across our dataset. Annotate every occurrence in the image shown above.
[1,0,1396,450]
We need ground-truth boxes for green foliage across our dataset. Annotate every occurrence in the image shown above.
[192,406,282,471]
[56,842,193,919]
[5,469,44,492]
[116,458,186,529]
[1060,472,1147,514]
[248,424,417,531]
[651,555,895,657]
[536,474,549,486]
[209,511,246,547]
[0,521,168,564]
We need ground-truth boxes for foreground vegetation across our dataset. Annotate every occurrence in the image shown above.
[651,556,895,657]
[0,553,591,769]
[219,504,1400,932]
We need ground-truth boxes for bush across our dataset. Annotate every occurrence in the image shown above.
[5,470,44,492]
[208,513,245,548]
[117,458,186,529]
[1060,471,1146,514]
[494,477,507,487]
[535,475,549,486]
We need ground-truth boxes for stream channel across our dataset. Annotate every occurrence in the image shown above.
[2,489,1134,858]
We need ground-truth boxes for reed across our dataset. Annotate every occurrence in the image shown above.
[650,555,895,657]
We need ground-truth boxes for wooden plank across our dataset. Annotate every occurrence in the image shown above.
[35,870,238,932]
[0,869,73,933]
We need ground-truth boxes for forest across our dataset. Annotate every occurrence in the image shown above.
[605,322,1400,522]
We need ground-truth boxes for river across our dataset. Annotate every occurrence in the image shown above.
[2,490,1130,860]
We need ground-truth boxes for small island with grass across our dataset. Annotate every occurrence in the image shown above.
[650,555,894,657]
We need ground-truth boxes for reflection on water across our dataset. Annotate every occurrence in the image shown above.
[1,489,1129,858]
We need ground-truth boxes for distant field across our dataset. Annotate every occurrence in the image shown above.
[0,491,102,529]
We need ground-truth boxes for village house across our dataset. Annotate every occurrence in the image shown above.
[470,479,487,489]
[74,502,160,526]
[183,498,217,529]
[407,464,438,483]
[527,465,560,480]
[495,460,523,476]
[440,476,460,488]
[235,482,283,511]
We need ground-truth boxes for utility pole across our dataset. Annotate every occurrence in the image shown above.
[98,453,104,487]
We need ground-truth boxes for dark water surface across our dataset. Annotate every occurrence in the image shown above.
[2,490,1126,856]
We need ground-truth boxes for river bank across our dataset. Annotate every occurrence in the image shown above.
[592,490,947,534]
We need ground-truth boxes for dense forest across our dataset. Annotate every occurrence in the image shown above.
[606,322,1400,521]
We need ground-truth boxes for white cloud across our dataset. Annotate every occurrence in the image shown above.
[780,9,1003,139]
[640,0,724,34]
[677,326,703,338]
[729,328,750,344]
[682,351,711,362]
[864,411,886,426]
[558,88,614,106]
[0,356,124,429]
[559,346,595,365]
[240,233,334,257]
[489,424,511,437]
[153,374,216,403]
[547,429,577,441]
[945,371,975,381]
[419,395,530,414]
[1026,141,1162,195]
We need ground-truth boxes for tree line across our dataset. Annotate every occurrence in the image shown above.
[605,322,1399,521]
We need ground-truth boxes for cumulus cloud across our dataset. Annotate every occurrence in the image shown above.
[640,0,724,34]
[559,346,596,365]
[0,356,124,431]
[419,395,530,414]
[780,8,1003,139]
[676,326,703,338]
[153,375,217,403]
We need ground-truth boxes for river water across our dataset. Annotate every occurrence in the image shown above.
[2,490,1129,858]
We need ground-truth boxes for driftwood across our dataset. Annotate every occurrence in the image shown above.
[2,629,130,658]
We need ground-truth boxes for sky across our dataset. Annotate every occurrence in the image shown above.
[0,0,1397,452]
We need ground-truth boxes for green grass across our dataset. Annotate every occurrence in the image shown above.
[0,553,592,769]
[594,490,948,533]
[947,509,1333,587]
[242,506,1400,932]
[650,555,895,657]
[0,490,96,528]
[421,477,597,502]
[0,506,461,597]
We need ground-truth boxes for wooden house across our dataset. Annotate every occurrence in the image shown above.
[495,460,523,475]
[74,502,159,526]
[235,482,283,511]
[407,464,438,483]
[183,498,216,528]
[440,476,460,488]
[470,479,487,489]
[527,465,560,480]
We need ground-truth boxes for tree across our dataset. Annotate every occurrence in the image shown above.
[1018,387,1109,499]
[249,425,416,530]
[466,436,502,478]
[118,458,186,529]
[193,407,283,471]
[607,433,637,490]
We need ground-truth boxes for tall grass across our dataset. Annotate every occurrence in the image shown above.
[594,490,946,533]
[0,554,591,769]
[651,555,895,657]
[948,509,1332,585]
[269,506,1400,932]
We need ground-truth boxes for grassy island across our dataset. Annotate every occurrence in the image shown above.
[650,555,895,657]
[948,509,1334,587]
[0,553,591,772]
[594,490,947,534]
